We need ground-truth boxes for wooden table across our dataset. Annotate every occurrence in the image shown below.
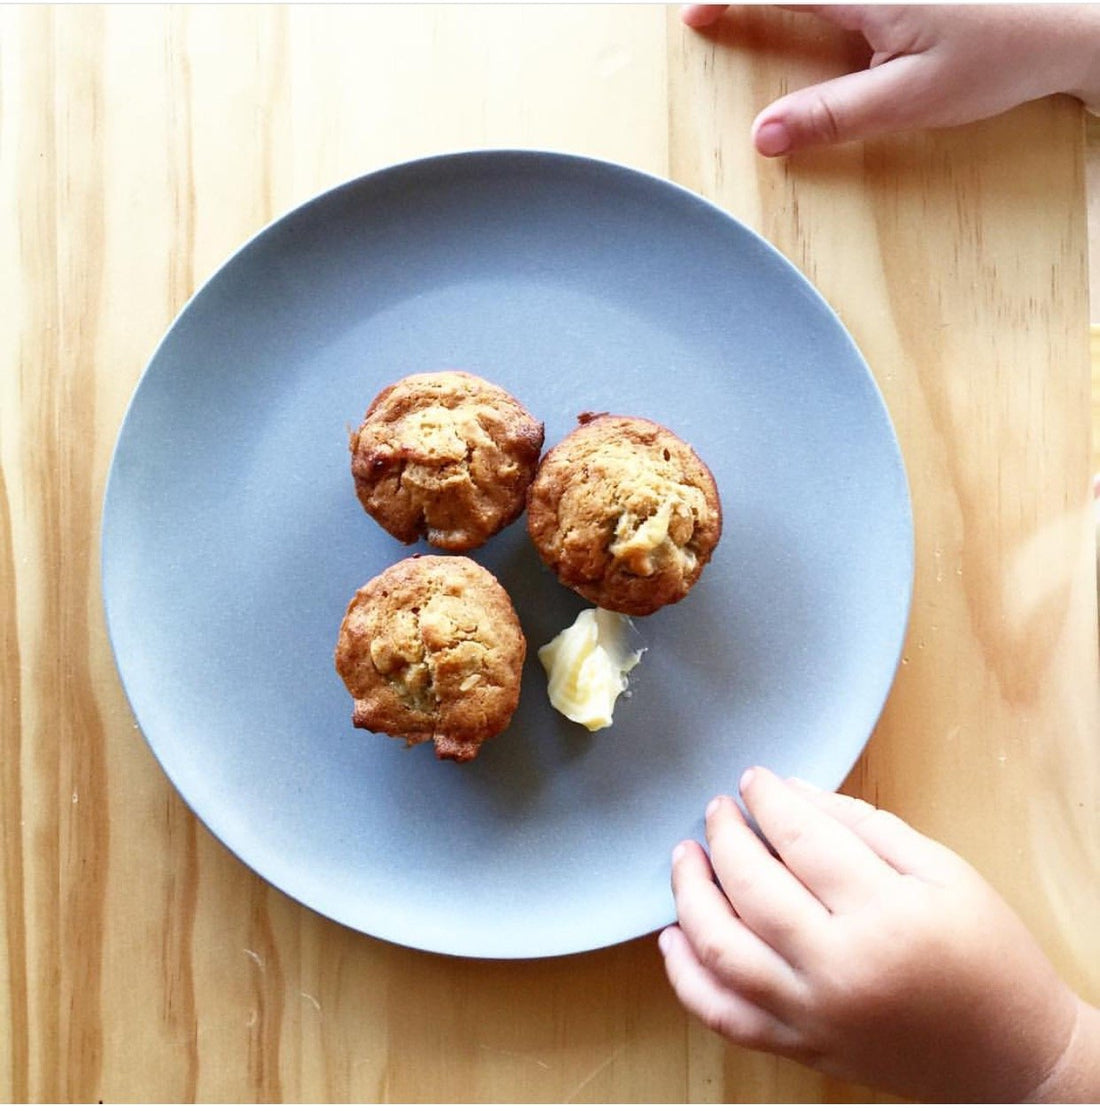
[3,5,1098,1102]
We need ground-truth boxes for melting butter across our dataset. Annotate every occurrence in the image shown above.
[538,608,645,731]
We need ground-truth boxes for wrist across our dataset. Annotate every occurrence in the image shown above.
[1023,998,1100,1102]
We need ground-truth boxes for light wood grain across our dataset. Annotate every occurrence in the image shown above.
[2,5,1097,1103]
[1083,113,1100,472]
[1092,328,1100,475]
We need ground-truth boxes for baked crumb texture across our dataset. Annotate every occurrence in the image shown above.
[334,555,526,762]
[527,413,722,616]
[350,370,545,551]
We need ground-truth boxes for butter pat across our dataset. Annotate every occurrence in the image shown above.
[538,608,644,731]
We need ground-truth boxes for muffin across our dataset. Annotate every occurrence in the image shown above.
[334,555,526,762]
[349,370,544,551]
[526,413,722,616]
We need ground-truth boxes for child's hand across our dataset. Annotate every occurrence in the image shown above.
[660,767,1098,1101]
[681,4,1100,156]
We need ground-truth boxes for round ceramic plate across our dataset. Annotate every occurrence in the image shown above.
[102,150,912,959]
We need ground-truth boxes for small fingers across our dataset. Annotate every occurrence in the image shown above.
[703,796,829,962]
[658,925,802,1054]
[670,838,805,1007]
[785,777,968,884]
[740,767,897,913]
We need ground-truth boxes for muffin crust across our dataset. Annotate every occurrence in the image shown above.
[350,371,544,551]
[334,555,526,762]
[526,413,721,616]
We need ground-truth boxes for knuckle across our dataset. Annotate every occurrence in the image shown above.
[835,793,876,821]
[714,860,757,904]
[769,815,810,857]
[846,802,893,846]
[699,1000,737,1038]
[710,1007,802,1058]
[859,804,902,834]
[806,93,844,144]
[841,797,919,849]
[700,1001,764,1049]
[693,928,730,974]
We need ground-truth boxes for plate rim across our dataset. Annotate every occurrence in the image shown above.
[100,148,915,959]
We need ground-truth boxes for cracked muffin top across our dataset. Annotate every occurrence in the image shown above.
[526,413,722,616]
[334,555,526,763]
[349,371,544,551]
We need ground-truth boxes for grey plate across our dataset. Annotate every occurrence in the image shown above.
[102,150,912,959]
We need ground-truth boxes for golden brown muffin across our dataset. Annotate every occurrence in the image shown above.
[350,371,544,551]
[334,555,526,762]
[526,413,722,616]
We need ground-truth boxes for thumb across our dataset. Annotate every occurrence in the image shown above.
[680,4,727,29]
[752,52,938,155]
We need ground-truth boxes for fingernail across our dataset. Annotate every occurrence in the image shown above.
[657,927,675,955]
[671,840,690,865]
[704,795,724,819]
[755,119,791,157]
[739,767,757,793]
